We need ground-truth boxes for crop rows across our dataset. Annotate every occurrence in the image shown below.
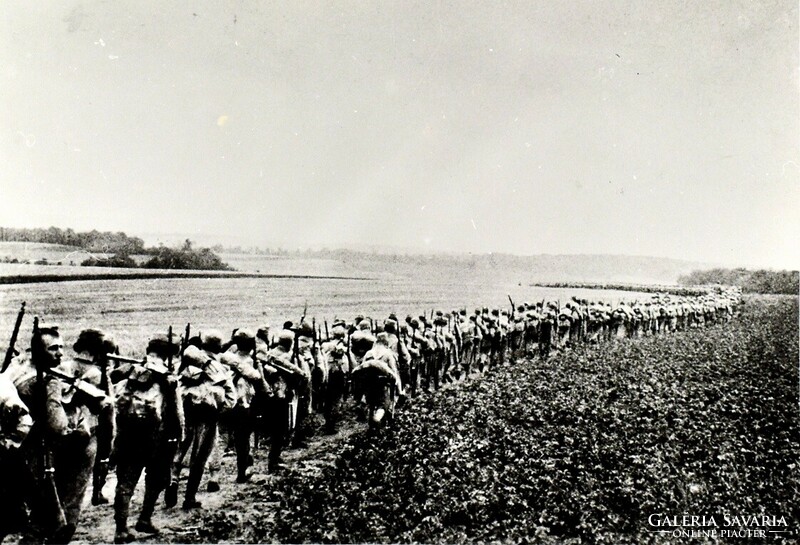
[266,296,798,544]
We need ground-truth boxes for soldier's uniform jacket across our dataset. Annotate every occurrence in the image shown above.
[557,308,573,329]
[114,357,183,435]
[385,332,412,367]
[321,338,353,375]
[261,345,308,400]
[0,374,32,450]
[349,329,376,365]
[10,357,108,439]
[179,356,236,413]
[295,338,325,382]
[612,305,631,323]
[355,341,399,380]
[498,312,510,334]
[220,348,266,410]
[459,319,476,344]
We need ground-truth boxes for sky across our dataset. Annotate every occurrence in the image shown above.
[1,0,798,269]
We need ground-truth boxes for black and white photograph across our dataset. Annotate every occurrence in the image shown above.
[1,1,798,543]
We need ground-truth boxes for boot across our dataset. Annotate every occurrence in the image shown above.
[91,463,110,505]
[164,480,179,508]
[136,488,160,534]
[114,529,136,544]
[134,519,159,535]
[182,498,202,510]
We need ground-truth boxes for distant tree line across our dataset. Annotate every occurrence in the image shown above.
[1,227,231,271]
[0,226,146,254]
[679,268,798,295]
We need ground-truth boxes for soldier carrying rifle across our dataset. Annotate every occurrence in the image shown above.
[111,331,185,544]
[6,319,111,544]
[0,302,33,541]
[70,329,118,507]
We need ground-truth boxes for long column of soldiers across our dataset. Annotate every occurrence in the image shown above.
[0,288,742,544]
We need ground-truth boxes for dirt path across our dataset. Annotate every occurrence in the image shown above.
[62,416,362,544]
[8,364,519,544]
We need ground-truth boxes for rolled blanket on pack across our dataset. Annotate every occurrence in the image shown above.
[352,358,395,380]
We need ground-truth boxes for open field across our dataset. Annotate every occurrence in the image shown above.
[0,274,643,356]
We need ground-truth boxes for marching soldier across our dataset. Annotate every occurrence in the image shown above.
[8,323,111,544]
[539,305,556,358]
[196,331,227,494]
[112,333,183,543]
[291,321,323,448]
[169,345,235,510]
[348,320,376,415]
[260,330,309,470]
[0,373,33,541]
[220,329,270,483]
[318,321,353,433]
[70,329,117,507]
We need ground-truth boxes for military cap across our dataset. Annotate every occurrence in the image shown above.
[283,321,294,330]
[147,333,180,358]
[388,313,398,322]
[296,321,314,338]
[182,345,210,368]
[232,328,254,341]
[277,330,295,347]
[435,310,444,317]
[409,318,420,329]
[459,308,467,316]
[384,319,398,334]
[35,323,60,336]
[201,330,224,354]
[332,319,347,328]
[491,309,499,316]
[73,328,117,357]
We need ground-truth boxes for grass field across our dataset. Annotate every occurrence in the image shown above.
[0,244,664,355]
[0,274,644,356]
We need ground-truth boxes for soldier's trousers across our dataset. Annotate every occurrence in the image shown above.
[460,341,474,375]
[292,383,312,445]
[231,406,256,479]
[266,397,291,467]
[323,371,347,432]
[114,425,172,530]
[23,433,96,544]
[93,405,115,492]
[174,408,218,503]
[207,427,223,485]
[0,449,30,540]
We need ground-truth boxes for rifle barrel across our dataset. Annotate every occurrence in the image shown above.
[2,301,25,372]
